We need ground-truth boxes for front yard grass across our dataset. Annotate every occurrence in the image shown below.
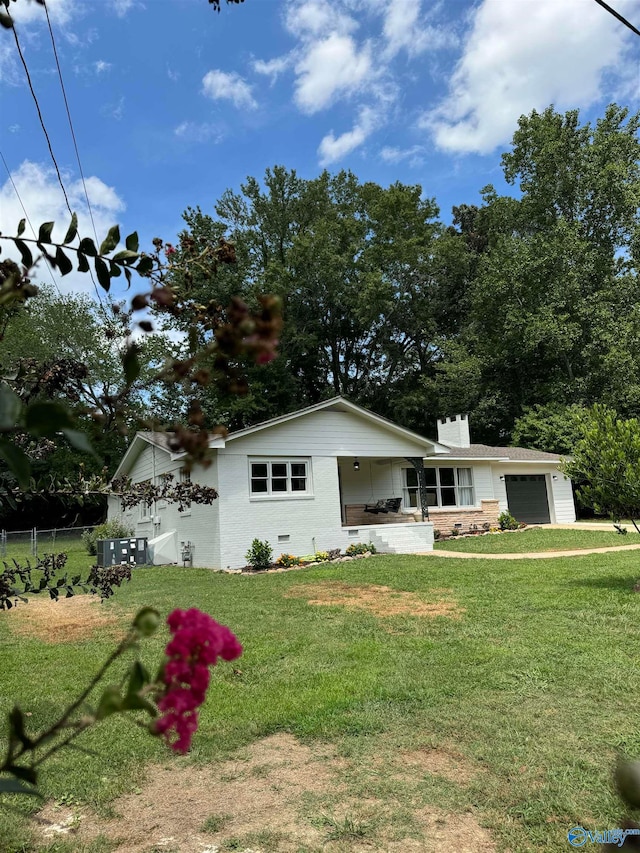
[434,526,635,553]
[1,550,639,852]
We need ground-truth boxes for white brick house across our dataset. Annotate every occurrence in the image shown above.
[108,397,576,568]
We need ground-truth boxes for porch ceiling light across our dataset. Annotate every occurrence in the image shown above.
[353,458,360,471]
[499,475,505,481]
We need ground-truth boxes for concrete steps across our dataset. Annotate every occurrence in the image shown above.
[368,525,433,554]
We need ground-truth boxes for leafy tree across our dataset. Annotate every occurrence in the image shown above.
[562,405,640,532]
[436,104,640,443]
[166,167,445,431]
[512,403,587,455]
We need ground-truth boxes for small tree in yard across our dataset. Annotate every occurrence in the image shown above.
[562,405,640,533]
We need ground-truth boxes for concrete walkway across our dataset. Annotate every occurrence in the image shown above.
[428,543,640,560]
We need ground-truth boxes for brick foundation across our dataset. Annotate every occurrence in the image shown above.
[428,500,500,536]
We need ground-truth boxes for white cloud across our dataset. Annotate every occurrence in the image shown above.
[294,32,372,114]
[174,121,224,144]
[0,160,126,294]
[5,0,73,26]
[94,60,112,74]
[101,96,125,120]
[252,55,291,84]
[285,0,356,39]
[382,0,454,58]
[114,0,136,15]
[380,144,426,167]
[318,106,379,165]
[202,69,257,110]
[424,0,637,154]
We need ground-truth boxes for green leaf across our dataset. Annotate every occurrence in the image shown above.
[63,212,78,245]
[127,661,151,697]
[99,225,120,255]
[37,222,54,244]
[95,685,123,721]
[0,440,30,488]
[121,693,157,717]
[122,345,141,386]
[0,776,42,797]
[78,237,97,257]
[17,219,26,237]
[109,261,122,278]
[136,256,154,277]
[0,11,14,29]
[125,231,139,252]
[77,252,90,273]
[112,249,139,263]
[55,247,73,277]
[0,384,22,430]
[62,429,98,457]
[25,401,74,436]
[94,257,111,292]
[14,239,33,269]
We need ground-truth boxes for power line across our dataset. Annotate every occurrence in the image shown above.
[42,0,112,315]
[0,148,63,296]
[593,0,640,37]
[5,4,73,216]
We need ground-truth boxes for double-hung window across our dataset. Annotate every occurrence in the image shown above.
[403,467,474,509]
[250,459,310,497]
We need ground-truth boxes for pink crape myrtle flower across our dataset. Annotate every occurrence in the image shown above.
[154,608,241,753]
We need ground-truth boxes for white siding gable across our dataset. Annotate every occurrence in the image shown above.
[227,409,432,457]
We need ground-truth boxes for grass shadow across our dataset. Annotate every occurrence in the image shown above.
[564,575,639,592]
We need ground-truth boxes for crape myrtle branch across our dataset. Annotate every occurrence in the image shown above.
[0,215,282,488]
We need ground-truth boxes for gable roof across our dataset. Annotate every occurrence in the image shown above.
[224,396,451,454]
[113,398,563,479]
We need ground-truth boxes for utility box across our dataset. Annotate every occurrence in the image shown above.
[96,537,148,567]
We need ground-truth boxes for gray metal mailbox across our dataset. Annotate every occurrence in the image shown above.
[96,537,148,567]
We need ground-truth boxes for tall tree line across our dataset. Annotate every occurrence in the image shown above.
[165,103,640,444]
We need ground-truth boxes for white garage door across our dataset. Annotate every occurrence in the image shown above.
[505,474,551,524]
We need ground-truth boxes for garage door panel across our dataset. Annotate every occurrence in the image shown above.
[505,474,551,524]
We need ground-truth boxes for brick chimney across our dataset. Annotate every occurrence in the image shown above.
[437,414,471,448]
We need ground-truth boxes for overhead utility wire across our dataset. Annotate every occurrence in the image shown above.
[42,0,111,315]
[0,149,63,296]
[593,0,640,36]
[6,5,73,216]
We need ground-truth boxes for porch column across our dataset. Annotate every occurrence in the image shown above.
[405,457,429,521]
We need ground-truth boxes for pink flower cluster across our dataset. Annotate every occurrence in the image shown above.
[155,608,242,753]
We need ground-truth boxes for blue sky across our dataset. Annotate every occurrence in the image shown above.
[0,0,638,298]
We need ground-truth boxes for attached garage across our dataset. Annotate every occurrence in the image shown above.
[504,474,551,524]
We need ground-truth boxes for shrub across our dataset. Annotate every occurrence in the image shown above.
[433,529,442,540]
[327,548,341,560]
[245,538,273,571]
[314,551,330,562]
[449,528,459,537]
[275,553,299,568]
[498,512,519,530]
[345,542,377,556]
[82,520,134,556]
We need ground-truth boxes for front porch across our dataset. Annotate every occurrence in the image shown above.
[337,456,501,536]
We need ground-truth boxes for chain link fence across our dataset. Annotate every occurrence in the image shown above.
[0,525,97,559]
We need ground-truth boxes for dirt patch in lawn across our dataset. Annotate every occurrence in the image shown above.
[396,744,480,785]
[285,581,464,620]
[5,595,123,643]
[33,733,495,852]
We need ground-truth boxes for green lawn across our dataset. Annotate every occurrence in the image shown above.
[434,527,636,553]
[1,550,640,852]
